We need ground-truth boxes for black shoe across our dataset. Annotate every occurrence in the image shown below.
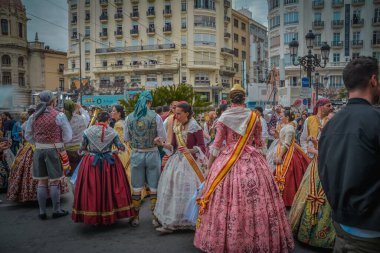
[52,210,69,219]
[38,213,47,220]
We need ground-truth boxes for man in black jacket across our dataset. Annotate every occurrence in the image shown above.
[319,57,380,252]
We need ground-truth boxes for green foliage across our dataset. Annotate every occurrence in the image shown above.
[119,84,213,115]
[337,87,348,100]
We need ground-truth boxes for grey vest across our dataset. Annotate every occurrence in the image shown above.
[127,110,158,149]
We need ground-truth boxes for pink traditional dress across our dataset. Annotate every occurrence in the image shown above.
[194,105,294,253]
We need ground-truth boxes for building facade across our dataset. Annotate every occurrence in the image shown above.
[66,0,236,104]
[267,0,380,106]
[231,9,250,87]
[0,0,69,110]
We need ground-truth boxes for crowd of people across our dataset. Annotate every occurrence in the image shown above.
[0,56,379,252]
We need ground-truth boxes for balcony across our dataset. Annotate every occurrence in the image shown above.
[314,41,322,47]
[100,0,108,6]
[114,13,123,21]
[130,11,139,20]
[312,20,324,29]
[332,0,344,7]
[114,30,123,38]
[114,0,123,5]
[163,25,172,34]
[71,34,78,40]
[373,17,380,26]
[221,47,234,55]
[99,14,108,22]
[331,40,344,48]
[130,28,139,37]
[71,4,77,9]
[351,40,363,48]
[352,18,364,28]
[372,39,380,47]
[148,0,155,1]
[163,9,172,17]
[131,0,139,3]
[220,66,235,76]
[351,0,365,6]
[224,0,231,8]
[71,19,77,25]
[146,27,155,36]
[224,15,231,24]
[84,33,91,39]
[312,0,324,9]
[146,10,155,18]
[85,16,91,23]
[224,32,231,38]
[99,31,108,39]
[331,20,344,28]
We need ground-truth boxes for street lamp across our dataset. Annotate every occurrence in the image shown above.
[289,30,330,103]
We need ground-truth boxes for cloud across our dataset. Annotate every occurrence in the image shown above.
[234,0,268,27]
[22,0,68,51]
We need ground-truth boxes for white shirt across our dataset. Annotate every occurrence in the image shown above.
[79,108,90,126]
[123,114,166,142]
[25,111,73,144]
[260,116,269,140]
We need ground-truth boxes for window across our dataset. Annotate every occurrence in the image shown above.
[85,26,90,37]
[333,32,341,42]
[289,76,298,86]
[241,36,246,46]
[163,74,174,82]
[284,0,298,5]
[353,31,360,41]
[85,60,90,71]
[181,0,187,11]
[314,33,322,46]
[114,76,125,87]
[242,51,246,59]
[18,23,23,38]
[353,9,361,19]
[284,53,292,66]
[284,12,299,25]
[373,52,380,62]
[72,12,77,23]
[85,10,90,20]
[234,63,239,72]
[373,31,380,44]
[99,77,110,88]
[131,75,141,86]
[18,73,25,87]
[2,55,11,66]
[284,32,298,45]
[234,18,239,28]
[71,60,76,69]
[269,15,280,29]
[329,75,343,88]
[234,48,239,57]
[182,73,187,83]
[1,19,8,35]
[375,8,380,22]
[18,57,23,67]
[194,16,216,28]
[195,73,210,85]
[2,72,11,84]
[234,33,239,42]
[85,42,90,53]
[241,22,246,31]
[314,12,322,21]
[270,55,280,66]
[268,0,279,11]
[194,33,216,46]
[333,11,341,21]
[181,18,187,29]
[72,28,77,38]
[352,53,360,59]
[181,35,187,46]
[58,64,64,73]
[146,74,157,82]
[270,35,280,48]
[333,53,340,63]
[59,78,64,91]
[116,59,123,66]
[194,0,215,10]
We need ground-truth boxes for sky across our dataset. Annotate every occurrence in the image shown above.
[23,0,268,51]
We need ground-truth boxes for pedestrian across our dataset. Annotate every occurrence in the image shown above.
[124,91,166,227]
[319,56,380,252]
[271,109,310,207]
[154,102,207,233]
[72,111,135,225]
[24,90,72,220]
[11,116,22,154]
[194,84,294,253]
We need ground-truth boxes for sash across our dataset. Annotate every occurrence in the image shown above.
[275,139,295,192]
[306,158,325,225]
[166,114,176,146]
[174,124,205,183]
[196,111,257,227]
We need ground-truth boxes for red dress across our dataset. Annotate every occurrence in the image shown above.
[72,124,135,224]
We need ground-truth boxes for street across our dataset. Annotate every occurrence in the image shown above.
[0,187,333,253]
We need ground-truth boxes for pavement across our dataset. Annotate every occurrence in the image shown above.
[0,187,332,253]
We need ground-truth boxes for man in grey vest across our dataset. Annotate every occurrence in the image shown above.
[124,91,166,227]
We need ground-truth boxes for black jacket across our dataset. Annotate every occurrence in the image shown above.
[318,98,380,231]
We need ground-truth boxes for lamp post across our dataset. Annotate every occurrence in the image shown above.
[289,30,330,103]
[314,72,320,101]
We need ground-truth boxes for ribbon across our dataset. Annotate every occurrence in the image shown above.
[96,122,108,142]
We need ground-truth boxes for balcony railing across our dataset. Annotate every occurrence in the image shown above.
[312,0,324,9]
[146,28,155,35]
[131,0,139,3]
[332,0,344,7]
[331,40,344,48]
[351,40,363,48]
[163,9,172,16]
[99,14,108,22]
[372,39,380,47]
[312,20,324,29]
[114,0,123,5]
[95,43,176,54]
[352,18,364,27]
[99,31,108,38]
[71,19,77,25]
[71,4,77,9]
[147,10,155,17]
[114,13,123,20]
[163,26,172,33]
[224,16,231,23]
[114,31,123,37]
[130,12,139,20]
[100,0,108,6]
[221,47,234,55]
[224,0,231,8]
[130,29,139,36]
[352,0,365,6]
[331,20,344,28]
[224,32,231,38]
[373,17,380,26]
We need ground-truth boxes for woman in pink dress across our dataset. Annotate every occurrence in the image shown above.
[194,84,294,253]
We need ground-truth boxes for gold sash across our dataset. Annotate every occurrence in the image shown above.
[196,111,258,227]
[174,123,205,183]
